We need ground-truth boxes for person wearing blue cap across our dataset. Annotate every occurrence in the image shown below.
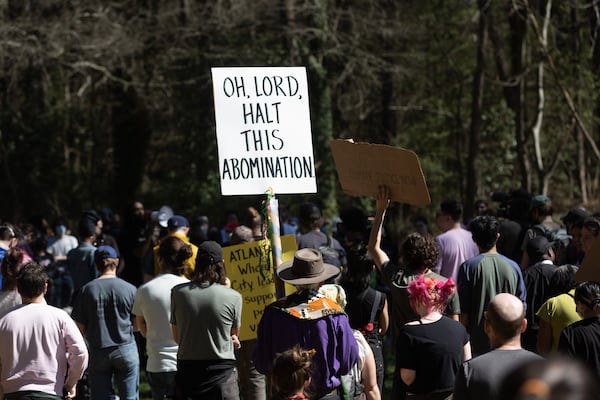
[71,246,139,400]
[143,215,198,283]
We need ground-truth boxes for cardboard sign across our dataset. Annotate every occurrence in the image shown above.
[330,139,430,206]
[211,67,317,195]
[576,234,600,282]
[225,235,297,341]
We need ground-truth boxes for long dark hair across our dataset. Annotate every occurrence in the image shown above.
[158,236,192,275]
[194,253,226,285]
[341,244,373,292]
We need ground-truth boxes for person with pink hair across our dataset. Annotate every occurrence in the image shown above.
[396,275,471,399]
[0,247,33,312]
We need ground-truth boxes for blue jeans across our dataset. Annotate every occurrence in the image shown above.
[147,371,176,400]
[89,342,139,400]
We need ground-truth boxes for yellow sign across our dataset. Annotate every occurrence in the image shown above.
[225,235,297,341]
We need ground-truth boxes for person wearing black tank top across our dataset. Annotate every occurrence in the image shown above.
[340,245,388,392]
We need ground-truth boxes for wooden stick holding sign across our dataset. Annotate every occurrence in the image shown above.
[265,190,285,298]
[330,139,430,206]
[212,66,318,335]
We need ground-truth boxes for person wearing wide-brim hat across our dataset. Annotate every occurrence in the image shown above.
[253,248,359,400]
[276,248,341,286]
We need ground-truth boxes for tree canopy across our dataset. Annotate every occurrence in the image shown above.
[1,0,599,226]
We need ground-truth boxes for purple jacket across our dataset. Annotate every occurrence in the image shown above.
[252,291,359,394]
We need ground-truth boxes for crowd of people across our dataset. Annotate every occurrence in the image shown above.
[0,189,599,399]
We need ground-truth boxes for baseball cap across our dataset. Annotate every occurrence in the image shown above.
[167,215,189,230]
[95,245,118,261]
[526,236,552,261]
[198,241,223,264]
[530,195,551,210]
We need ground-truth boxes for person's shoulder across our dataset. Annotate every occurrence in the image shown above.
[152,273,188,284]
[382,259,400,275]
[171,281,191,292]
[467,348,541,368]
[459,227,475,238]
[568,317,600,330]
[436,230,453,242]
[498,253,519,266]
[208,282,242,297]
[381,259,397,273]
[462,253,485,267]
[222,285,243,298]
[331,236,344,249]
[522,264,539,277]
[117,278,138,291]
[540,262,557,276]
[136,279,152,292]
[467,348,509,364]
[26,303,71,320]
[517,348,544,359]
[398,322,422,336]
[297,230,322,244]
[79,278,97,291]
[168,275,190,286]
[67,245,81,256]
[440,314,462,325]
[427,271,448,281]
[47,303,74,319]
[439,315,468,333]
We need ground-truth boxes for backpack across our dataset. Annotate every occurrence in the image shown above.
[341,331,368,400]
[319,235,344,267]
[357,290,384,342]
[531,224,571,253]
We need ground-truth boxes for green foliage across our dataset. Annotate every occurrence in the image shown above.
[0,0,598,226]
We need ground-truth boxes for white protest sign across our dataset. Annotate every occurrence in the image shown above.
[211,67,317,195]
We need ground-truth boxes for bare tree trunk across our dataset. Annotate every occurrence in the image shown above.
[488,3,531,191]
[465,0,487,222]
[572,1,588,203]
[526,0,600,163]
[285,0,298,64]
[179,0,191,23]
[0,129,20,218]
[531,0,551,194]
[588,1,600,201]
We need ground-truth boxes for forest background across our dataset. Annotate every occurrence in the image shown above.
[1,0,599,233]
